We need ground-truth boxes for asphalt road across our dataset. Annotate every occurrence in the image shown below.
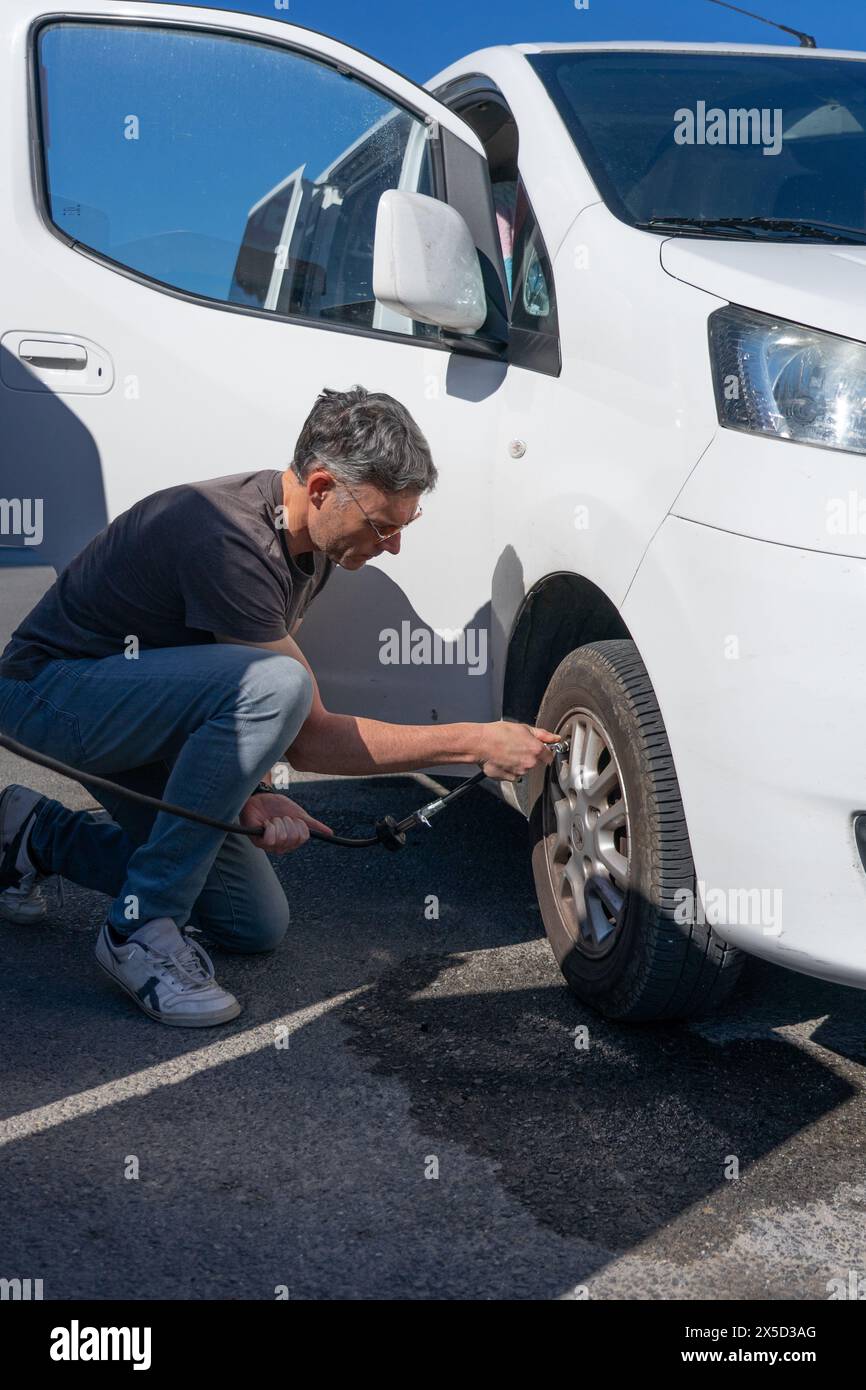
[2,742,866,1302]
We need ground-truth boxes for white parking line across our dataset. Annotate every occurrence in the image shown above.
[0,989,363,1147]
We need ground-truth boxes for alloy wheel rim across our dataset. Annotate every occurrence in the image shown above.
[543,708,631,957]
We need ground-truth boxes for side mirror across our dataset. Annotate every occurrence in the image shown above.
[373,190,488,334]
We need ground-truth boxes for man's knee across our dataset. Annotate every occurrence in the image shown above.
[194,901,290,954]
[190,835,292,952]
[238,654,311,715]
[236,908,290,953]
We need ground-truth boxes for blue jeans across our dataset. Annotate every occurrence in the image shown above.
[0,644,313,948]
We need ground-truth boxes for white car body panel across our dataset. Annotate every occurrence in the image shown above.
[622,514,866,988]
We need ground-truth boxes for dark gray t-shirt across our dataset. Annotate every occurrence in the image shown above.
[0,470,332,681]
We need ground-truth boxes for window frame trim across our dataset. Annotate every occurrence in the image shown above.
[26,12,478,355]
[433,72,562,378]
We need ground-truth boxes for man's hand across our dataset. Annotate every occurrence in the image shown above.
[477,722,560,780]
[240,792,333,853]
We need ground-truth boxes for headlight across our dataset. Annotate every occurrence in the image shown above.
[709,305,866,455]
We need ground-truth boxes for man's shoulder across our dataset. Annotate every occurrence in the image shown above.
[159,470,276,508]
[133,470,278,533]
[190,468,277,494]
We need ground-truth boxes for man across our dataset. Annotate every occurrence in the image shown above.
[0,385,556,1028]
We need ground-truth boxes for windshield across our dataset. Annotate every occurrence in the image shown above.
[529,52,866,238]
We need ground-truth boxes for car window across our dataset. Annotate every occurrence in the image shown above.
[509,179,558,339]
[531,50,866,234]
[36,23,438,338]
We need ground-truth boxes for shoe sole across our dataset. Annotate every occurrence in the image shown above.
[95,956,242,1028]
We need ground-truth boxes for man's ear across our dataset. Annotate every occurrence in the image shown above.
[307,468,336,511]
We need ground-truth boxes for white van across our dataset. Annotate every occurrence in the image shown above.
[4,1,866,1020]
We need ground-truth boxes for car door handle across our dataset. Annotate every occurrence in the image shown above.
[2,331,112,394]
[18,339,87,370]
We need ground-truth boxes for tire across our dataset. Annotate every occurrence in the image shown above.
[528,639,744,1021]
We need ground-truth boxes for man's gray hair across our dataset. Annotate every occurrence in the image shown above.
[292,385,437,494]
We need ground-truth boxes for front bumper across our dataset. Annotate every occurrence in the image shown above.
[622,514,866,987]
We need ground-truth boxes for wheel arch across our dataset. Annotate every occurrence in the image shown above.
[501,572,632,810]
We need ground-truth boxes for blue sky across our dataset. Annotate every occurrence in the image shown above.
[176,0,866,79]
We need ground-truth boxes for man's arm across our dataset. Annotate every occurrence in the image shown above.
[213,631,557,780]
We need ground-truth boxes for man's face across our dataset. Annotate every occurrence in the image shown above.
[308,476,422,570]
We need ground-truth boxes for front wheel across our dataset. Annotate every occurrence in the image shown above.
[528,640,744,1021]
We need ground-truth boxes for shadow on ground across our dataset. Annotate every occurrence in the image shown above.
[0,772,863,1297]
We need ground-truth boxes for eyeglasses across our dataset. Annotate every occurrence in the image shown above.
[342,482,423,543]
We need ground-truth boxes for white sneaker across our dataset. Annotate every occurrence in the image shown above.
[0,784,56,924]
[95,917,242,1027]
[0,878,51,924]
